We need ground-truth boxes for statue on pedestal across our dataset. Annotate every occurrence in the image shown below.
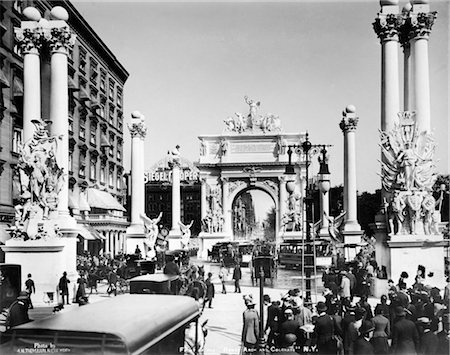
[141,212,163,259]
[379,112,440,236]
[179,220,194,250]
[9,118,65,240]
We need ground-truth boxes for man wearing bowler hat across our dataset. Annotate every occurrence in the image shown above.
[314,301,336,354]
[241,295,260,354]
[417,317,437,355]
[391,306,419,355]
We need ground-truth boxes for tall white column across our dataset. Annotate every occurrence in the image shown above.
[200,178,207,220]
[47,21,75,216]
[15,8,43,143]
[278,176,287,230]
[170,162,181,234]
[125,111,147,251]
[339,105,361,232]
[373,1,401,133]
[222,177,231,235]
[408,3,436,133]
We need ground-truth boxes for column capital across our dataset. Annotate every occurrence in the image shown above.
[407,11,437,40]
[373,13,402,42]
[46,26,76,55]
[339,105,359,133]
[15,27,42,55]
[128,114,147,139]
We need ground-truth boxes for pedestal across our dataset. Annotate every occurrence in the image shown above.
[342,230,364,261]
[126,224,146,255]
[1,237,77,307]
[388,234,447,289]
[167,232,183,251]
[197,232,232,260]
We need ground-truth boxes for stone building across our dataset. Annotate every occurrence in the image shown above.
[0,0,129,258]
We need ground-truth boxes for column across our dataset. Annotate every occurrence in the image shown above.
[339,105,361,232]
[105,231,109,254]
[373,0,401,133]
[47,15,76,216]
[170,155,181,235]
[127,112,147,231]
[15,14,42,143]
[278,176,287,230]
[200,177,207,220]
[221,177,231,235]
[407,2,436,133]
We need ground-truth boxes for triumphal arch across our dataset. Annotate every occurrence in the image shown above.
[196,97,307,259]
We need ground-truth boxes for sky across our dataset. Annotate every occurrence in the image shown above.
[73,0,449,193]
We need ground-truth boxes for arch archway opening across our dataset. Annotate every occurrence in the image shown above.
[232,188,276,242]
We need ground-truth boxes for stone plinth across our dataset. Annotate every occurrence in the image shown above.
[342,230,364,261]
[280,231,303,241]
[388,234,447,289]
[1,237,77,306]
[198,232,232,260]
[125,223,145,255]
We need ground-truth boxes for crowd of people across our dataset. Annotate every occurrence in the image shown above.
[240,262,450,355]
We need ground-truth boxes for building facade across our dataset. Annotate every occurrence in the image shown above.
[144,156,202,238]
[0,0,129,257]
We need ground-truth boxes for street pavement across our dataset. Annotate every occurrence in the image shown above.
[1,261,382,354]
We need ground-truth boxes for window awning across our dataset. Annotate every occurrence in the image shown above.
[13,76,23,96]
[87,188,126,212]
[0,68,10,87]
[77,224,105,240]
[79,87,90,101]
[79,192,91,212]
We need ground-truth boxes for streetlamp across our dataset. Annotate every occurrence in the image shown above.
[284,133,331,305]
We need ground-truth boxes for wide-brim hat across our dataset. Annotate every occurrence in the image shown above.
[17,291,29,300]
[316,302,327,312]
[417,317,431,325]
[359,320,375,335]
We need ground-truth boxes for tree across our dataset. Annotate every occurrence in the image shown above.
[263,206,276,242]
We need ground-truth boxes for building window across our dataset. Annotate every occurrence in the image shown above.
[117,114,123,131]
[108,106,114,125]
[69,152,73,172]
[12,127,23,153]
[90,60,98,84]
[108,169,114,187]
[117,143,122,161]
[116,173,122,190]
[79,49,87,73]
[100,70,106,91]
[117,89,123,108]
[109,134,114,157]
[79,164,86,178]
[79,119,86,140]
[108,79,115,101]
[90,124,96,145]
[69,118,74,133]
[100,164,106,184]
[99,105,106,119]
[90,160,96,180]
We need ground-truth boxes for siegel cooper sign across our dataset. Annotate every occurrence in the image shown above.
[144,168,199,183]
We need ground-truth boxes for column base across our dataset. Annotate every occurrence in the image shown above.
[388,234,448,289]
[126,223,145,255]
[342,230,364,261]
[197,232,232,260]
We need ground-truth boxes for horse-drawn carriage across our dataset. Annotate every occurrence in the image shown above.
[249,242,277,286]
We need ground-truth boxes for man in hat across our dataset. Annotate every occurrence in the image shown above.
[340,271,351,303]
[391,306,419,355]
[242,295,260,354]
[278,308,300,349]
[5,291,31,329]
[24,273,35,309]
[314,301,336,354]
[265,300,281,347]
[417,317,437,355]
[58,271,70,305]
[354,320,375,355]
[437,312,449,355]
[204,272,215,309]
